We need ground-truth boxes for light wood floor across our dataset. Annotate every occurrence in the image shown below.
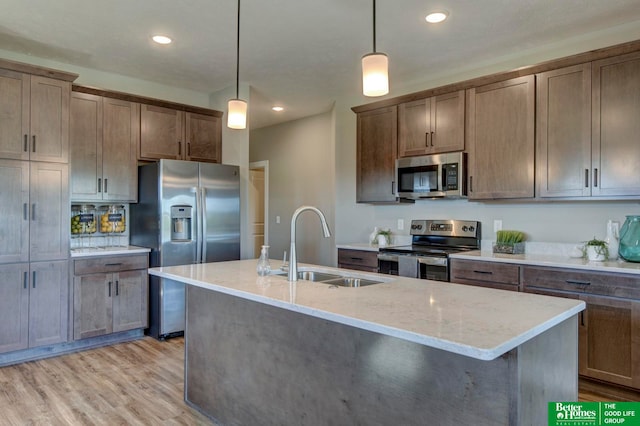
[0,337,215,425]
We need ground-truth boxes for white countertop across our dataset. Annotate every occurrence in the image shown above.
[70,245,151,258]
[451,250,640,275]
[149,259,584,361]
[336,243,380,251]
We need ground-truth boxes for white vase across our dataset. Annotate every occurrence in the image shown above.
[586,245,606,262]
[605,220,620,260]
[377,234,388,247]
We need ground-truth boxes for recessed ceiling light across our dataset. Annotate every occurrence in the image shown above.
[152,35,172,45]
[272,106,284,112]
[425,11,448,24]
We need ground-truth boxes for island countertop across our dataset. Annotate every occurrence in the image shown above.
[149,259,584,361]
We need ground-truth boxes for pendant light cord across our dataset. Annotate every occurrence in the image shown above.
[372,0,376,53]
[236,0,241,99]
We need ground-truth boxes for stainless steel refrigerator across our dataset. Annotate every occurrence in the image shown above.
[130,159,240,339]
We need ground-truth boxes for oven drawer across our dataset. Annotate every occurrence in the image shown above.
[338,249,378,272]
[449,259,520,291]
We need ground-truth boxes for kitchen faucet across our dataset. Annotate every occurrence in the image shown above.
[288,206,331,281]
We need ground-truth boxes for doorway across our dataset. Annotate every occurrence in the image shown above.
[249,161,269,258]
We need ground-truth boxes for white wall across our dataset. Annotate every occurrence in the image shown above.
[250,109,336,266]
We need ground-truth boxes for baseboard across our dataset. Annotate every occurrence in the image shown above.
[579,376,640,402]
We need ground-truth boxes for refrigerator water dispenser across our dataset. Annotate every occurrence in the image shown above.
[171,206,192,241]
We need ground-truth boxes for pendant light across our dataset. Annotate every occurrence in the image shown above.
[227,0,247,129]
[362,0,389,97]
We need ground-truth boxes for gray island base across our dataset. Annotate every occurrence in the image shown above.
[149,260,584,426]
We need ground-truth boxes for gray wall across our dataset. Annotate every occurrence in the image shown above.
[250,110,335,266]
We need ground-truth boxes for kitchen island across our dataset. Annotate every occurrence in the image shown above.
[149,259,584,426]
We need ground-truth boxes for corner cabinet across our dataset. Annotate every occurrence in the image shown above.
[70,91,140,202]
[398,90,465,157]
[356,106,398,203]
[139,105,222,163]
[466,75,535,200]
[522,265,640,390]
[0,70,70,163]
[73,253,148,340]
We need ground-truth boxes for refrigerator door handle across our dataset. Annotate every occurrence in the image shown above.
[195,186,203,263]
[200,187,208,262]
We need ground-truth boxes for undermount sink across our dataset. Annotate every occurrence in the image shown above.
[270,267,387,287]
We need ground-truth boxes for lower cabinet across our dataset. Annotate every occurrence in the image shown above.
[0,260,69,354]
[337,249,378,272]
[73,254,148,340]
[522,265,640,390]
[449,258,520,291]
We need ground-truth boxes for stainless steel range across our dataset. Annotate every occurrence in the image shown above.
[378,219,481,281]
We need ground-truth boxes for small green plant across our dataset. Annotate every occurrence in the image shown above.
[373,229,392,245]
[496,230,526,244]
[583,237,609,259]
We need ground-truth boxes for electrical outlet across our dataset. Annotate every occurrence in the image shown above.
[397,219,404,230]
[276,216,280,224]
[494,220,503,233]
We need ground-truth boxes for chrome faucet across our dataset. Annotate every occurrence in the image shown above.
[288,206,331,281]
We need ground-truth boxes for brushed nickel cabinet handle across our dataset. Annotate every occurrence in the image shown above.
[98,178,102,193]
[32,271,36,288]
[473,270,492,275]
[108,281,112,297]
[425,132,429,147]
[430,131,434,147]
[24,135,28,152]
[566,279,590,286]
[178,141,182,156]
[31,204,36,221]
[116,280,119,296]
[187,142,191,156]
[104,178,108,193]
[32,135,36,152]
[23,203,28,220]
[584,169,589,188]
[470,176,473,192]
[24,271,28,289]
[593,168,598,187]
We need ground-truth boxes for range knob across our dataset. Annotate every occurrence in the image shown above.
[469,226,475,232]
[462,226,468,232]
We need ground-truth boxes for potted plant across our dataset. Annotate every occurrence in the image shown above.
[373,228,392,247]
[493,230,526,254]
[583,237,609,261]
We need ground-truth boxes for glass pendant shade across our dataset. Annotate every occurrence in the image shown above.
[362,52,389,97]
[227,99,247,129]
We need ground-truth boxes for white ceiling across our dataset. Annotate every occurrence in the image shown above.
[2,0,640,129]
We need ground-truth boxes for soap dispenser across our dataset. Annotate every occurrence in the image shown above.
[257,245,271,276]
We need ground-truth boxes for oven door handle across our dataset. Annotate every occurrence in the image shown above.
[417,257,448,266]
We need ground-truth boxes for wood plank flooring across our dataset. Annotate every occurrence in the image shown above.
[0,336,634,425]
[0,337,215,425]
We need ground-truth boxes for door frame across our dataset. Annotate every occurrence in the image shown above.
[249,160,269,257]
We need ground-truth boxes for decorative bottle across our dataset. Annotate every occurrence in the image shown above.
[619,216,640,262]
[256,245,271,276]
[605,220,620,260]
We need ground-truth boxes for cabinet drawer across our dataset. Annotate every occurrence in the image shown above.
[74,254,148,275]
[450,259,520,287]
[337,249,378,269]
[522,266,640,299]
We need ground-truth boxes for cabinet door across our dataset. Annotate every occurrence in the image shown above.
[112,269,148,333]
[0,69,29,160]
[29,162,69,262]
[449,259,520,291]
[592,51,640,196]
[430,90,465,154]
[73,273,112,339]
[70,92,102,201]
[102,98,140,201]
[536,64,592,197]
[356,106,398,203]
[0,160,29,263]
[185,112,221,163]
[398,98,430,157]
[29,76,70,163]
[0,263,29,353]
[579,294,640,389]
[28,260,69,348]
[140,104,184,161]
[466,76,535,199]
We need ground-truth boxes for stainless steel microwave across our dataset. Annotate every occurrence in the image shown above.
[395,152,467,200]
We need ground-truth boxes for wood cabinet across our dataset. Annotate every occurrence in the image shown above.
[337,249,378,272]
[398,90,464,157]
[449,258,520,291]
[356,106,398,203]
[70,92,140,202]
[139,105,221,163]
[466,76,535,200]
[536,64,592,197]
[73,254,148,340]
[0,261,69,354]
[522,265,640,390]
[0,69,70,163]
[592,51,640,197]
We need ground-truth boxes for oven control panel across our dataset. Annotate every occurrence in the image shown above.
[410,219,479,238]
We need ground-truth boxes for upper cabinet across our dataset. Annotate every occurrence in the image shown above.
[0,70,70,163]
[466,76,535,200]
[70,92,140,202]
[356,106,398,203]
[592,51,640,197]
[536,64,592,197]
[398,90,465,157]
[139,105,222,163]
